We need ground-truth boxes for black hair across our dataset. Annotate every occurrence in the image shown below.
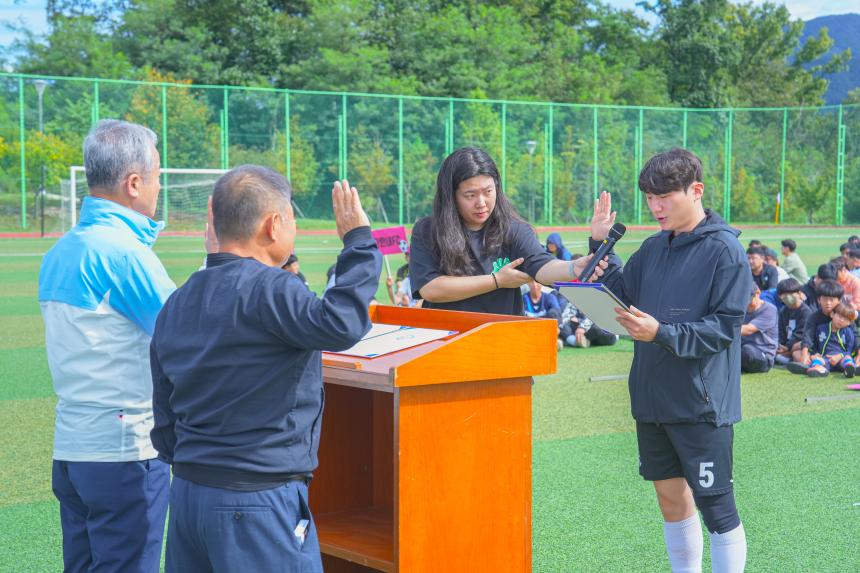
[638,147,703,196]
[746,246,766,257]
[849,235,860,244]
[764,248,779,260]
[431,147,521,276]
[816,279,844,299]
[285,254,298,266]
[840,242,852,253]
[848,247,860,259]
[829,256,848,272]
[777,278,803,295]
[748,239,762,248]
[212,165,292,242]
[817,263,837,281]
[780,239,796,251]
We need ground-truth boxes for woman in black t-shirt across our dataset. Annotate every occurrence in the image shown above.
[409,147,602,315]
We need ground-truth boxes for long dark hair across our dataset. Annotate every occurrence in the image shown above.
[431,147,522,276]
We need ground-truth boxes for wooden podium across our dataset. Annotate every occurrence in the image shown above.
[311,304,557,573]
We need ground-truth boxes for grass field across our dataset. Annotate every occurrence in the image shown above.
[1,225,859,572]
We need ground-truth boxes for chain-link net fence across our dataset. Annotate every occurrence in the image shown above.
[2,73,858,233]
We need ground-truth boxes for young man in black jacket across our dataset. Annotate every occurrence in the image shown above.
[150,166,381,572]
[591,148,751,572]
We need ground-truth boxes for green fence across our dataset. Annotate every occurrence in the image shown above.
[1,72,859,232]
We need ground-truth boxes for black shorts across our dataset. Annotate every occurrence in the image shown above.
[636,421,735,496]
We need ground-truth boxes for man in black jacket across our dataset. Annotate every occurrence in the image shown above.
[150,166,381,572]
[591,148,751,573]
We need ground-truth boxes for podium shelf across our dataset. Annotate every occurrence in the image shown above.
[316,507,394,572]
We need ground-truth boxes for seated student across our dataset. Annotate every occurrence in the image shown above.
[800,264,837,313]
[780,239,808,283]
[522,279,563,351]
[765,248,790,283]
[747,246,778,291]
[850,235,860,246]
[831,256,860,309]
[545,232,572,261]
[796,302,857,378]
[840,242,853,257]
[748,239,762,249]
[740,284,778,373]
[282,254,310,289]
[775,278,813,366]
[556,294,619,348]
[846,247,860,279]
[790,279,845,370]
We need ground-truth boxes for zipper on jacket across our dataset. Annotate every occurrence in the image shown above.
[697,365,711,403]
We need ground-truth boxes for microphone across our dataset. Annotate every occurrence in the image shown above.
[578,222,626,282]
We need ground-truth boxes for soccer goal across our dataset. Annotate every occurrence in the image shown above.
[61,167,228,233]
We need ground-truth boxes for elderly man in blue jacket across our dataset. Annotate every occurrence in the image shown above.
[39,119,175,573]
[150,166,381,572]
[591,148,752,573]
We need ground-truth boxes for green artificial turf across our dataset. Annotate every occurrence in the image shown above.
[2,229,860,571]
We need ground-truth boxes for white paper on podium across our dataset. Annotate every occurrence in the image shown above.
[329,324,458,358]
[555,282,631,336]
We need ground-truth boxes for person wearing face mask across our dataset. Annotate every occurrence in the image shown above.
[774,278,812,366]
[408,147,605,315]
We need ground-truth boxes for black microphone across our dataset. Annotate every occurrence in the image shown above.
[578,223,626,282]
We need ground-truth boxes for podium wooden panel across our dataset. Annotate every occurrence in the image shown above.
[312,305,557,572]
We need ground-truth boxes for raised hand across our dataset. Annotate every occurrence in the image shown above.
[332,179,371,240]
[494,257,531,289]
[590,190,617,241]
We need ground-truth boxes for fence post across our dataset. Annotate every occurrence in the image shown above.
[92,80,100,125]
[448,98,454,154]
[398,96,404,226]
[636,108,644,225]
[547,105,554,226]
[18,76,26,229]
[501,102,507,194]
[161,85,169,224]
[682,109,688,148]
[779,108,787,224]
[723,111,733,223]
[592,106,599,201]
[223,88,230,167]
[284,91,291,180]
[342,94,348,179]
[836,105,846,226]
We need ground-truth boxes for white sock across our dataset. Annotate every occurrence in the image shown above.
[663,514,703,573]
[710,522,747,573]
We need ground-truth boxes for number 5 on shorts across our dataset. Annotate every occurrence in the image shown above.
[699,461,714,488]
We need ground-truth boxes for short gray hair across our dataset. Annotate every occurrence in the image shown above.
[84,119,158,192]
[212,165,292,242]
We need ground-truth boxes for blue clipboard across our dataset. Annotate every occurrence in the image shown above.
[553,282,630,336]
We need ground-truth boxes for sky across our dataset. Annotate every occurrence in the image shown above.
[1,0,859,49]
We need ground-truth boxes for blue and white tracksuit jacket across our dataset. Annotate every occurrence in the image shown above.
[39,196,176,462]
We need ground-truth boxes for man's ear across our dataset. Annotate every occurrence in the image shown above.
[126,173,143,200]
[263,212,280,242]
[691,182,704,201]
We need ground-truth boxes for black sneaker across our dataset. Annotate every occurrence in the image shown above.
[844,363,856,379]
[807,368,829,378]
[787,362,808,375]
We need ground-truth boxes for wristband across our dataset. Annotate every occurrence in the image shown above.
[491,272,499,289]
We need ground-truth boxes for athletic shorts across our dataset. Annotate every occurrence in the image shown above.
[636,421,734,496]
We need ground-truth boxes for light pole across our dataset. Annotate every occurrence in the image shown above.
[34,80,48,238]
[526,140,537,222]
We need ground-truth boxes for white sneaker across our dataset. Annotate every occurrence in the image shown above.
[556,338,564,352]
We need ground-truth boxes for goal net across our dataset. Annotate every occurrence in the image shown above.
[59,167,228,234]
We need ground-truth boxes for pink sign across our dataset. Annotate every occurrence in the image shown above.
[371,226,409,256]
